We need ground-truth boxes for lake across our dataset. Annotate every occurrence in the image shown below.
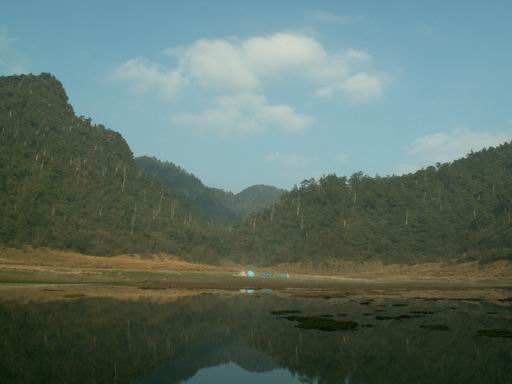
[0,288,511,383]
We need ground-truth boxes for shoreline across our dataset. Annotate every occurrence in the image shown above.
[0,248,510,299]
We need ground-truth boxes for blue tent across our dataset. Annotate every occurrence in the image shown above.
[247,270,256,278]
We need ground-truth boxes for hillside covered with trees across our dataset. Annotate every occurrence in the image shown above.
[0,74,229,260]
[230,144,512,264]
[1,73,511,265]
[135,156,283,222]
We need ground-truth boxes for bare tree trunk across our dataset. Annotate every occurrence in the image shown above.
[131,204,137,234]
[156,193,163,218]
[170,200,176,220]
[122,167,127,192]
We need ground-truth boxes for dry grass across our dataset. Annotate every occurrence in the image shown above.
[0,247,511,285]
[0,246,233,273]
[271,260,512,281]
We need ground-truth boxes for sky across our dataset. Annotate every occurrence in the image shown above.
[1,1,511,192]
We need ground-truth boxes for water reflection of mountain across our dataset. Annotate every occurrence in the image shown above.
[0,293,511,384]
[138,334,279,383]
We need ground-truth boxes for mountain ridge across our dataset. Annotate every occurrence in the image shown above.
[135,155,284,222]
[1,73,511,265]
[229,143,512,264]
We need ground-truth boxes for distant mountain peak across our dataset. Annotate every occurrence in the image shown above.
[135,156,284,222]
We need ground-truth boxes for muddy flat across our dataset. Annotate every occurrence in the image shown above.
[0,247,511,300]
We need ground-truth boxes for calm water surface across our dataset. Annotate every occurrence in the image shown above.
[0,291,511,383]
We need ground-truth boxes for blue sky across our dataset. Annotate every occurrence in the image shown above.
[1,1,511,192]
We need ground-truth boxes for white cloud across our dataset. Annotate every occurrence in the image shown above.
[178,39,260,91]
[114,32,387,136]
[0,28,26,74]
[112,57,185,99]
[173,93,313,137]
[315,72,385,103]
[114,32,385,102]
[311,10,362,24]
[242,33,326,75]
[344,48,371,62]
[338,72,385,103]
[406,128,511,164]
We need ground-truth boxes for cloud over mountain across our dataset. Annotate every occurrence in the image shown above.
[113,32,387,136]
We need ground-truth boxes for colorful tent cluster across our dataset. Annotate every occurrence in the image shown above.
[234,270,289,279]
[234,270,255,277]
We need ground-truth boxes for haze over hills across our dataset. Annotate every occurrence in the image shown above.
[135,156,284,222]
[1,73,511,265]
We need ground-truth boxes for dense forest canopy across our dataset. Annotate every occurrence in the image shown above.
[1,73,511,264]
[0,73,228,260]
[232,145,512,264]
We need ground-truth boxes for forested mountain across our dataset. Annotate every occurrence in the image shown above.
[230,143,512,264]
[135,156,238,223]
[1,73,511,265]
[0,73,228,260]
[136,156,284,221]
[233,185,284,219]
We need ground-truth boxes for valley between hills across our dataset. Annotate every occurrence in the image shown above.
[1,73,512,287]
